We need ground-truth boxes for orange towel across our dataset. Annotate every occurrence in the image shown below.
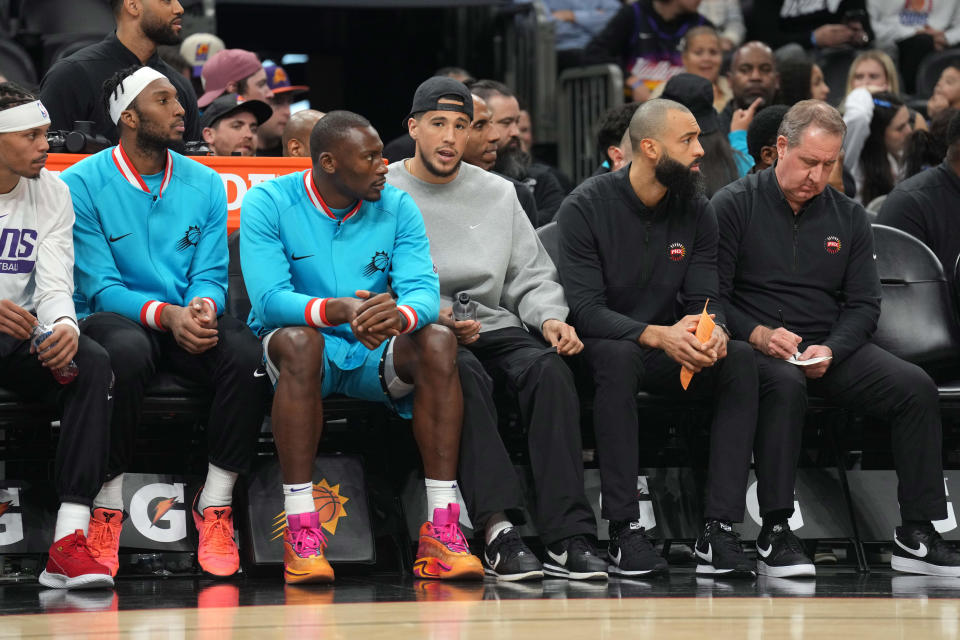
[680,300,715,391]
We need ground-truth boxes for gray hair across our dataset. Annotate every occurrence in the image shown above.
[778,99,846,147]
[628,98,693,151]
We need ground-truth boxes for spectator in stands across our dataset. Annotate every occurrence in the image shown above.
[715,99,960,578]
[516,106,574,193]
[472,80,566,223]
[843,88,910,203]
[543,0,622,70]
[878,111,960,283]
[747,104,790,172]
[282,109,325,158]
[434,66,474,85]
[651,26,733,111]
[462,94,540,227]
[517,109,533,153]
[584,0,711,102]
[698,0,745,50]
[745,0,872,53]
[60,65,268,581]
[845,49,898,94]
[927,63,960,120]
[869,0,960,94]
[902,107,957,179]
[662,73,743,194]
[40,0,200,145]
[777,58,831,105]
[180,32,224,93]
[239,108,483,584]
[0,82,114,590]
[719,42,779,134]
[258,63,310,158]
[592,102,641,177]
[388,77,607,583]
[197,49,272,110]
[557,98,759,577]
[200,94,271,157]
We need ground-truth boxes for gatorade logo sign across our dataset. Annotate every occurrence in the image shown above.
[130,482,187,543]
[0,488,23,546]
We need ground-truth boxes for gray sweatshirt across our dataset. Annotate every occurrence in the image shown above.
[387,160,569,334]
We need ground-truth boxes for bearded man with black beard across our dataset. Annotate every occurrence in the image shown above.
[40,0,200,144]
[557,98,761,577]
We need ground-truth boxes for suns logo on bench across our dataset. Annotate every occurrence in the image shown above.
[271,479,350,540]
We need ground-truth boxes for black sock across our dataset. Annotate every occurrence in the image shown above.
[761,510,792,535]
[902,519,933,534]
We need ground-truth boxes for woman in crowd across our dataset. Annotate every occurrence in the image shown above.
[843,88,911,205]
[651,26,731,111]
[903,108,958,179]
[843,50,926,130]
[777,57,830,105]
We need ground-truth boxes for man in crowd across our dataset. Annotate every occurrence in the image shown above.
[878,112,960,284]
[714,100,960,577]
[179,32,224,96]
[0,83,114,589]
[40,0,199,144]
[200,94,272,157]
[592,102,640,177]
[282,109,325,158]
[240,109,482,584]
[557,98,758,577]
[257,63,310,157]
[60,65,268,579]
[719,42,779,134]
[389,77,607,582]
[197,49,273,110]
[746,104,789,173]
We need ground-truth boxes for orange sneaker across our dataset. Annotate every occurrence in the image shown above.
[86,508,123,577]
[191,491,240,577]
[413,503,483,580]
[283,511,334,584]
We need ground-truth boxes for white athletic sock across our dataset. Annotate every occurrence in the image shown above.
[54,502,91,541]
[485,511,513,546]
[424,478,459,520]
[92,474,124,511]
[283,482,315,517]
[198,463,238,512]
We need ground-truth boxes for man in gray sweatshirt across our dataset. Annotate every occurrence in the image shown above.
[388,77,606,582]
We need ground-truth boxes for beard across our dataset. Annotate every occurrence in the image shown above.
[134,114,185,157]
[654,153,704,202]
[142,14,182,46]
[421,153,460,179]
[492,143,531,182]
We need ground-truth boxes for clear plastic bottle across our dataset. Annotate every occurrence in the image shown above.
[30,323,79,385]
[452,292,477,321]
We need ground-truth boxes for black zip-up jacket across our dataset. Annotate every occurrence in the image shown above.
[713,167,881,364]
[40,32,201,145]
[557,166,724,342]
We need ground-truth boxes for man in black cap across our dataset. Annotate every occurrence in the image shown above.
[200,94,272,157]
[388,76,608,582]
[557,98,760,578]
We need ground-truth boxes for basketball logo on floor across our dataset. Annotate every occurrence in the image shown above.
[271,479,350,540]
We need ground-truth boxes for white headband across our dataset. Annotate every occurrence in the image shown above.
[0,100,51,134]
[109,67,168,125]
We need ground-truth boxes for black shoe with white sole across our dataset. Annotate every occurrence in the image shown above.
[483,528,543,581]
[543,535,608,580]
[694,520,755,576]
[891,524,960,577]
[607,520,668,577]
[756,523,815,578]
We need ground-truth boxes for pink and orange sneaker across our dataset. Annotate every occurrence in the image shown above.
[413,503,483,580]
[283,512,334,584]
[192,492,240,577]
[86,507,123,577]
[39,530,114,589]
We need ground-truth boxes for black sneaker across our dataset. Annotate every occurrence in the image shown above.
[694,520,755,576]
[756,523,815,578]
[483,528,543,581]
[543,535,608,580]
[892,524,960,577]
[607,520,667,577]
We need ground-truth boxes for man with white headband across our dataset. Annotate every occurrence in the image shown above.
[60,65,267,579]
[0,82,114,589]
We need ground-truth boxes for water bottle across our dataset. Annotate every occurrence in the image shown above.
[452,292,477,322]
[31,323,79,385]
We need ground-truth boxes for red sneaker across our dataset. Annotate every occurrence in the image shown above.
[86,508,123,577]
[192,491,240,577]
[39,530,114,589]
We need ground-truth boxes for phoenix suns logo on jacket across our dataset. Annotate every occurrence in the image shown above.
[362,250,390,277]
[824,235,842,255]
[668,242,686,262]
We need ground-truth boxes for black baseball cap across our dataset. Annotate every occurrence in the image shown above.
[404,76,473,126]
[200,93,273,129]
[661,73,720,136]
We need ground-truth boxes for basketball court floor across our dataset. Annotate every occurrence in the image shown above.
[3,568,960,638]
